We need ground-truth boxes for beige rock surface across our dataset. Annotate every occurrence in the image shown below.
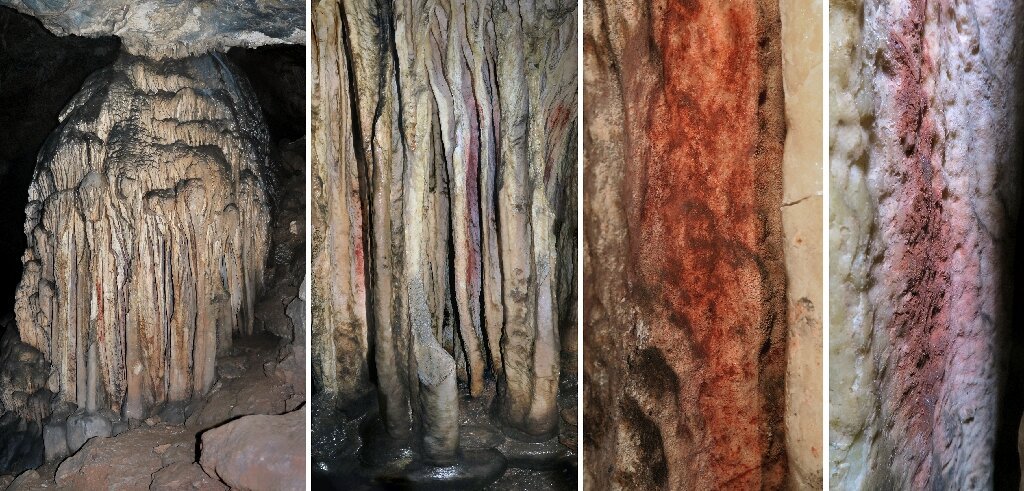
[781,0,824,488]
[199,409,305,491]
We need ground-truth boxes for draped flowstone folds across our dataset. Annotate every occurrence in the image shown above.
[13,52,272,420]
[311,0,577,466]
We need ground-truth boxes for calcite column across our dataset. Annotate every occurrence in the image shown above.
[311,0,577,468]
[583,0,788,488]
[14,53,272,419]
[830,0,1023,487]
[311,0,371,410]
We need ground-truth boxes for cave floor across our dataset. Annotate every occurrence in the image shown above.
[0,332,304,490]
[313,353,578,490]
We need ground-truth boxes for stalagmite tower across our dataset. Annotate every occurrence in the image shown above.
[2,0,304,423]
[15,52,272,418]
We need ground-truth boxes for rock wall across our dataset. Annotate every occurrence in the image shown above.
[13,52,272,420]
[311,0,577,463]
[829,0,1024,487]
[582,0,789,488]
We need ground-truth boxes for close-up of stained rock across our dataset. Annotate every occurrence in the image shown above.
[583,0,821,488]
[311,0,577,489]
[0,3,306,489]
[830,0,1024,488]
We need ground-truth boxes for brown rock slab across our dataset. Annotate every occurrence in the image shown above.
[200,409,304,491]
[150,462,227,491]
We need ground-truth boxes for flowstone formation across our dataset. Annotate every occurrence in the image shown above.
[14,52,271,422]
[0,0,305,484]
[830,0,1023,488]
[582,0,808,488]
[312,0,577,488]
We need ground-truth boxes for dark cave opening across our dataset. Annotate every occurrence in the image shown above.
[995,133,1024,488]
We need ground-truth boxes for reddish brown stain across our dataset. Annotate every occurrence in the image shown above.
[616,0,787,487]
[96,281,104,327]
[883,0,957,486]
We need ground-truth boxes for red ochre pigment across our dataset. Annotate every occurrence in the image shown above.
[880,0,988,486]
[584,0,787,488]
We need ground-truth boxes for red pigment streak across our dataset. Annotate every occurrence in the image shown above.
[96,281,104,328]
[621,1,786,488]
[883,0,955,486]
[466,94,481,287]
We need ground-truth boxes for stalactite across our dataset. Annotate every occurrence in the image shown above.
[13,52,272,419]
[312,0,577,478]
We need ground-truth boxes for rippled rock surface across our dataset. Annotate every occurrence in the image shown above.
[830,0,1024,488]
[14,52,272,419]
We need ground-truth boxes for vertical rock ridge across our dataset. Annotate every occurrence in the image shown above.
[780,0,824,487]
[312,0,577,465]
[829,0,1024,487]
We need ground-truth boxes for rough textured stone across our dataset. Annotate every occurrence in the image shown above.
[0,0,304,59]
[311,0,577,470]
[583,0,788,488]
[199,409,304,491]
[66,412,113,453]
[43,423,68,463]
[54,426,184,490]
[13,52,272,419]
[829,0,1024,488]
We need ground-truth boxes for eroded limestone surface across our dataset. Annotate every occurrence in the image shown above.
[829,0,1024,487]
[312,0,577,485]
[14,52,271,420]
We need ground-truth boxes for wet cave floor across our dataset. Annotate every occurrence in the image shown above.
[313,355,578,490]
